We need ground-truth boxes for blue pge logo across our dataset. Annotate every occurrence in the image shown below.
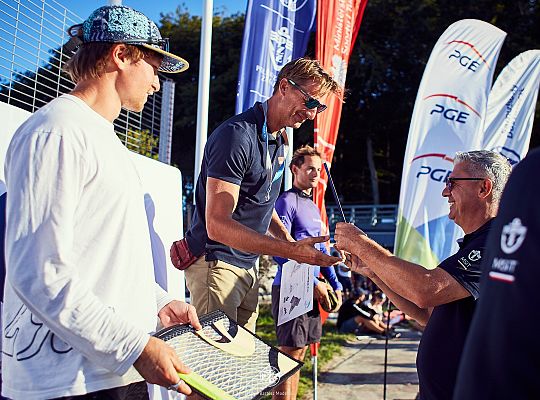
[430,104,469,124]
[412,154,454,185]
[446,40,488,73]
[424,94,481,124]
[416,165,452,182]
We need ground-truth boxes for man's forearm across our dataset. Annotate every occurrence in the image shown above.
[351,238,439,308]
[207,216,296,259]
[368,274,431,326]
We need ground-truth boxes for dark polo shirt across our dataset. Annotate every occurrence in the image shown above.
[186,102,286,269]
[417,219,493,400]
[454,148,540,400]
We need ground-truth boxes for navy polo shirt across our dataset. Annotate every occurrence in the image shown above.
[417,219,493,400]
[186,102,286,269]
[454,149,540,400]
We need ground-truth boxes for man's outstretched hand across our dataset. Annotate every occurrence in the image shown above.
[288,235,342,266]
[134,300,203,394]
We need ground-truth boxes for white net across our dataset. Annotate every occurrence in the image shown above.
[157,310,302,400]
[0,0,165,158]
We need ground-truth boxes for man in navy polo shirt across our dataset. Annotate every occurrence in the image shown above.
[182,58,342,332]
[335,150,512,400]
[271,145,343,400]
[454,148,540,399]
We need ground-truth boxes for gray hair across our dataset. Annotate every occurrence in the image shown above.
[454,150,512,203]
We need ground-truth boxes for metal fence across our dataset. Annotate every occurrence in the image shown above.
[327,204,398,249]
[0,0,172,160]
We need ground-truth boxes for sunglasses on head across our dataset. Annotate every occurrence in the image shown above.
[444,177,484,191]
[287,79,327,114]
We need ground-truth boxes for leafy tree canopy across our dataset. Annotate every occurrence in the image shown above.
[164,1,539,204]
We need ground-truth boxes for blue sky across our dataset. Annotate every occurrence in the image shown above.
[61,1,247,21]
[0,1,246,81]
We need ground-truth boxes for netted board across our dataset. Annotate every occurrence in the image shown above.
[154,310,302,400]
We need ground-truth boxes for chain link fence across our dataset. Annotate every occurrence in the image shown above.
[0,0,173,160]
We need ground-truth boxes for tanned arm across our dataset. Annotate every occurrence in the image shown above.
[336,223,470,309]
[205,177,341,266]
[267,209,295,242]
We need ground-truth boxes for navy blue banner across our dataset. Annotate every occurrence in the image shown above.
[235,0,316,114]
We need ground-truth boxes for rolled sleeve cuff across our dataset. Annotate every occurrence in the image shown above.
[207,173,242,186]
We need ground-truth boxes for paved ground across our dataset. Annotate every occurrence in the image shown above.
[303,328,421,400]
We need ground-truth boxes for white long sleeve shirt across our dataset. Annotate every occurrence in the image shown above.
[2,95,172,399]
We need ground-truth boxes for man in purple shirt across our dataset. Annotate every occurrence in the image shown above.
[271,145,342,400]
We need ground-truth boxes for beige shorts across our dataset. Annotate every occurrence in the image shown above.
[184,256,259,332]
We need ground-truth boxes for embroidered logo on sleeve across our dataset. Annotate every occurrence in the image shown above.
[468,249,481,262]
[501,218,527,254]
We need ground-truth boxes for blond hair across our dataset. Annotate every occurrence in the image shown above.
[64,43,153,83]
[273,57,342,98]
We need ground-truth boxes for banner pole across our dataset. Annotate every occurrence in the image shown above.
[194,0,213,203]
[311,342,319,400]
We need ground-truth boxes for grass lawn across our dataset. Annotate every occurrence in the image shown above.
[256,303,354,399]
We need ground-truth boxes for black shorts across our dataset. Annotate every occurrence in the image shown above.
[271,285,322,348]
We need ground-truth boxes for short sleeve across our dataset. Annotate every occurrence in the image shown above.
[440,245,484,299]
[206,123,252,186]
[274,192,296,233]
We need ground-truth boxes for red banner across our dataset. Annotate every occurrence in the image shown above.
[314,0,368,234]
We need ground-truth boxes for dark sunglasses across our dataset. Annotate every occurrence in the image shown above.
[287,79,327,114]
[444,177,484,191]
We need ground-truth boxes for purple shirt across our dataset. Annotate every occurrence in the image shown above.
[272,187,342,291]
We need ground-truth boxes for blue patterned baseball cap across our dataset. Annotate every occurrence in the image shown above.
[67,5,188,73]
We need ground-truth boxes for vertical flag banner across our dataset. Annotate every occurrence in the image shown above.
[314,0,368,233]
[395,20,506,268]
[482,50,540,165]
[235,0,316,114]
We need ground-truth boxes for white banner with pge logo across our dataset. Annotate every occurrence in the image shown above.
[395,20,506,268]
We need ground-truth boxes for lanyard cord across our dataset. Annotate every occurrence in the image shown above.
[261,102,289,201]
[261,101,273,201]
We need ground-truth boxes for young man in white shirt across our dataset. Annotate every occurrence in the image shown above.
[2,5,201,399]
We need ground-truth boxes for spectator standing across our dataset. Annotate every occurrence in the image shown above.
[271,146,342,400]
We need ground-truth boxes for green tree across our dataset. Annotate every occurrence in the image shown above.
[122,129,159,160]
[332,0,540,204]
[4,2,536,204]
[159,7,245,182]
